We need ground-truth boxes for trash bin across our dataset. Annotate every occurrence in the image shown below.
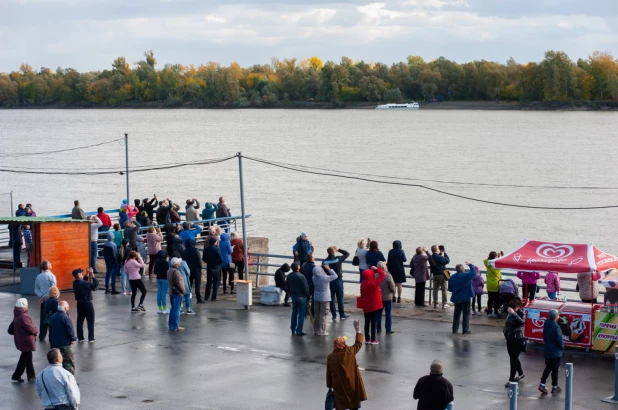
[234,280,253,309]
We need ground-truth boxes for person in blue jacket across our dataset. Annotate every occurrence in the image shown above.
[538,309,564,394]
[179,222,202,246]
[448,262,476,334]
[219,233,235,294]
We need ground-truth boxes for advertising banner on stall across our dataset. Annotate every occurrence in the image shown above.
[525,307,592,347]
[592,312,618,352]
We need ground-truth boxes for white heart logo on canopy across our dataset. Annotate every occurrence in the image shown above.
[536,244,574,259]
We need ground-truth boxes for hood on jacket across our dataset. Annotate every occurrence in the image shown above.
[157,249,168,258]
[14,307,27,316]
[137,236,144,243]
[205,202,215,210]
[392,240,402,249]
[208,237,217,246]
[312,266,326,277]
[186,239,196,249]
[134,199,141,207]
[280,263,290,273]
[105,232,115,243]
[362,269,375,281]
[220,233,230,242]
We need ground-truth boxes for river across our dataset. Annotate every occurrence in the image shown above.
[1,109,617,269]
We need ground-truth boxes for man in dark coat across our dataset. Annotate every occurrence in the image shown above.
[274,263,291,306]
[413,360,454,410]
[301,255,316,316]
[11,298,38,382]
[49,301,77,375]
[72,268,99,342]
[387,240,407,302]
[183,239,204,303]
[538,309,565,394]
[202,237,223,301]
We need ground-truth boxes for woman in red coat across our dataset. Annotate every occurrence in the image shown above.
[359,266,385,345]
[11,298,38,382]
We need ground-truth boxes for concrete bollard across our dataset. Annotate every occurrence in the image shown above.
[565,363,573,410]
[445,402,454,410]
[602,346,618,404]
[509,382,518,410]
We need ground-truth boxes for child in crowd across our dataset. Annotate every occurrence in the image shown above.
[471,265,485,316]
[545,271,560,300]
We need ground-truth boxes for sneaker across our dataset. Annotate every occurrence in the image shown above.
[471,311,477,316]
[111,290,120,295]
[157,309,164,315]
[89,339,96,343]
[365,341,370,345]
[551,386,561,394]
[370,340,379,345]
[515,374,525,381]
[121,292,126,296]
[318,332,329,336]
[175,327,185,332]
[332,317,337,321]
[131,308,139,313]
[296,332,307,337]
[78,339,85,343]
[137,305,146,312]
[180,310,185,315]
[105,289,111,294]
[433,304,438,309]
[442,304,450,309]
[128,292,132,296]
[11,377,24,383]
[387,330,395,334]
[392,297,396,303]
[163,309,169,314]
[538,384,548,394]
[462,331,472,335]
[341,315,350,320]
[505,382,513,388]
[186,309,196,315]
[397,297,401,303]
[377,330,382,334]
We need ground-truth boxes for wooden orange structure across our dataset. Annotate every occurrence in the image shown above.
[1,217,91,290]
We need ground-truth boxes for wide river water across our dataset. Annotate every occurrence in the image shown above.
[1,109,617,274]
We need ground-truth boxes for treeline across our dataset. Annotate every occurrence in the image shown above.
[0,50,617,108]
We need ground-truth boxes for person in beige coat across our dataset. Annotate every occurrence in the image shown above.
[376,261,396,334]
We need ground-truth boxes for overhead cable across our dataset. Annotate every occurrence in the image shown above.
[0,138,124,158]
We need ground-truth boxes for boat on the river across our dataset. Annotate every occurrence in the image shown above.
[375,102,419,110]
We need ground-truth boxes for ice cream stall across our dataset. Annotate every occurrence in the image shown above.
[490,240,618,351]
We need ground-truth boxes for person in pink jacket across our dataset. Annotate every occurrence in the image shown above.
[517,271,540,301]
[124,251,147,313]
[544,271,560,300]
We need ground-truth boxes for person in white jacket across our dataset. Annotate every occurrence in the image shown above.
[88,215,102,273]
[312,264,338,336]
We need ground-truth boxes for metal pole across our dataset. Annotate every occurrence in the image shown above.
[565,363,573,410]
[237,153,249,285]
[509,382,517,410]
[10,190,14,215]
[602,346,618,403]
[124,133,130,203]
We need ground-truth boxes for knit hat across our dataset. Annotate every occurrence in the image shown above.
[72,268,83,278]
[300,232,307,238]
[15,298,28,308]
[333,336,347,349]
[548,309,559,320]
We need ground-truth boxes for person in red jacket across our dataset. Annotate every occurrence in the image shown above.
[96,207,112,232]
[359,266,385,345]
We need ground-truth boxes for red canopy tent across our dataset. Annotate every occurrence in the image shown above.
[488,239,618,273]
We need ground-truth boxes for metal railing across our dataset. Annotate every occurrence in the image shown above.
[249,253,600,302]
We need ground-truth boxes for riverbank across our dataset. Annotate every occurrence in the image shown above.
[3,100,617,110]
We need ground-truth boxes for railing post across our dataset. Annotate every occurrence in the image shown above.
[255,255,261,288]
[509,382,517,410]
[602,346,618,403]
[565,363,573,410]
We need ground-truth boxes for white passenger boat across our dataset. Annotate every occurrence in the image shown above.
[375,102,419,110]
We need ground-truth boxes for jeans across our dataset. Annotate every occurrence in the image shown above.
[104,258,117,291]
[291,296,307,335]
[329,278,345,319]
[415,281,426,306]
[157,279,168,309]
[205,268,221,301]
[453,299,471,333]
[13,352,35,380]
[76,301,95,341]
[432,275,447,305]
[377,300,392,332]
[541,357,561,387]
[506,339,524,381]
[487,291,500,314]
[169,294,182,330]
[120,267,127,293]
[90,241,98,272]
[548,292,557,300]
[313,301,328,334]
[183,294,191,310]
[472,295,482,312]
[364,310,379,341]
[99,226,109,232]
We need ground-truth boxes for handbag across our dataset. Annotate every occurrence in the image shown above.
[521,338,528,353]
[7,321,14,335]
[430,255,450,280]
[325,388,335,410]
[247,254,253,266]
[352,256,360,267]
[409,261,416,277]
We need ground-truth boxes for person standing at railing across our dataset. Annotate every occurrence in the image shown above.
[387,240,407,303]
[185,198,201,221]
[168,200,182,224]
[411,247,430,307]
[201,202,217,227]
[123,219,141,251]
[96,207,112,232]
[183,239,204,303]
[156,200,171,225]
[179,222,202,246]
[220,232,236,294]
[359,266,386,345]
[376,261,396,334]
[484,251,502,317]
[293,232,313,266]
[102,232,119,294]
[428,245,450,310]
[137,196,158,221]
[545,271,560,300]
[448,262,476,335]
[88,215,102,273]
[577,271,601,303]
[146,226,163,278]
[216,197,231,233]
[71,200,85,220]
[324,246,351,322]
[25,203,36,217]
[355,239,370,283]
[112,223,122,248]
[313,263,338,336]
[287,262,309,336]
[230,232,245,280]
[517,270,540,302]
[137,211,152,227]
[203,237,223,302]
[275,263,291,306]
[471,265,485,316]
[301,255,317,316]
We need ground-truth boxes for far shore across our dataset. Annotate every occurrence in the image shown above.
[2,100,616,111]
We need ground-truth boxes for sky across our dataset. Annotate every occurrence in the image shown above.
[1,0,617,72]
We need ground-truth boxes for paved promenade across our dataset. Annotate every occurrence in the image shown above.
[0,281,616,410]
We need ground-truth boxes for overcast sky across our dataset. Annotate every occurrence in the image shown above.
[2,0,617,72]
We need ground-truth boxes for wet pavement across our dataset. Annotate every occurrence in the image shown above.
[1,281,617,410]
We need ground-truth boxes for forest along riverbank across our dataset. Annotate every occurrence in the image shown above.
[3,100,617,110]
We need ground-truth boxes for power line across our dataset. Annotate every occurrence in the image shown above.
[242,155,618,210]
[0,138,124,158]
